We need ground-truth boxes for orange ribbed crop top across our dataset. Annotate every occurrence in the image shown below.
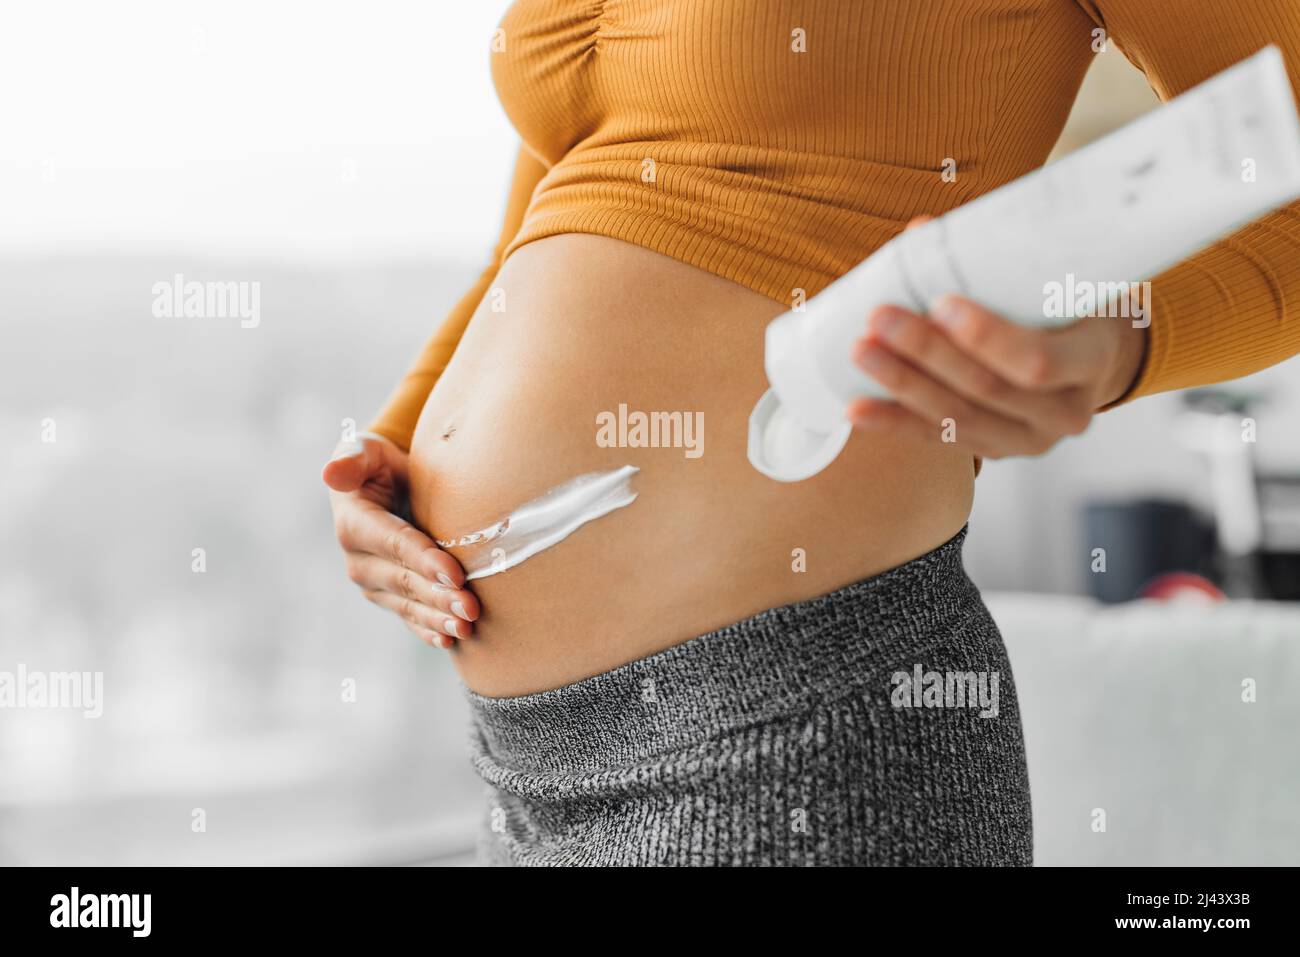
[369,0,1300,450]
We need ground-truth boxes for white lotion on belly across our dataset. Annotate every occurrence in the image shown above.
[434,465,639,581]
[749,45,1300,482]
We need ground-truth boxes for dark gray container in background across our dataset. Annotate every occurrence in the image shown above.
[1081,500,1217,603]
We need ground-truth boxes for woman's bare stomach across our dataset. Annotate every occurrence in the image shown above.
[408,234,974,697]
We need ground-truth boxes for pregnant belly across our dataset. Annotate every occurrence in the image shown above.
[408,234,975,697]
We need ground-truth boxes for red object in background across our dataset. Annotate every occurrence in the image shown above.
[1138,571,1227,602]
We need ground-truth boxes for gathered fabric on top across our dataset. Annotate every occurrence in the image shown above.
[369,0,1300,451]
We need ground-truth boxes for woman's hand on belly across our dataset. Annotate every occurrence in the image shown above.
[322,433,480,647]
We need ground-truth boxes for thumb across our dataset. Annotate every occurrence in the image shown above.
[904,214,934,232]
[321,432,403,492]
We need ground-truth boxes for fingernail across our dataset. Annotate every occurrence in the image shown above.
[929,294,962,328]
[847,399,877,426]
[437,634,454,649]
[442,618,460,638]
[329,442,364,462]
[856,343,884,372]
[869,307,904,339]
[451,601,469,621]
[437,572,455,588]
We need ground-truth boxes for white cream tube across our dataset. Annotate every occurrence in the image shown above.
[435,465,639,581]
[750,45,1300,482]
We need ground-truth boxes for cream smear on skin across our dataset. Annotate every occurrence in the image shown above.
[435,465,639,581]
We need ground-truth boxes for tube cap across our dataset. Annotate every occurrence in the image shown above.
[747,389,852,482]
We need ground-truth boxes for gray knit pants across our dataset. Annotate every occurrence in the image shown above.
[466,526,1032,866]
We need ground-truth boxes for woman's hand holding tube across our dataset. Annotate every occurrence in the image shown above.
[848,221,1147,459]
[322,433,479,648]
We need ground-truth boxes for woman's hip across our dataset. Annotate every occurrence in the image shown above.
[465,525,1032,866]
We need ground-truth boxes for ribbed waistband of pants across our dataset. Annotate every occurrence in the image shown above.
[464,525,983,776]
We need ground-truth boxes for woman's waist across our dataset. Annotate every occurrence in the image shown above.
[413,405,974,696]
[406,234,976,695]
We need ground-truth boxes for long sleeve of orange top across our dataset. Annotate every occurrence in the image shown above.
[367,142,549,450]
[1078,0,1300,403]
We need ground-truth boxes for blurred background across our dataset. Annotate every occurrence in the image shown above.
[3,1,1297,866]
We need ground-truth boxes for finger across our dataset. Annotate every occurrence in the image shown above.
[405,621,456,650]
[337,500,466,588]
[904,214,934,231]
[843,397,941,448]
[928,295,1108,390]
[848,394,1053,460]
[323,435,382,492]
[364,588,472,641]
[322,432,405,492]
[865,306,1093,436]
[850,343,1054,457]
[345,553,479,621]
